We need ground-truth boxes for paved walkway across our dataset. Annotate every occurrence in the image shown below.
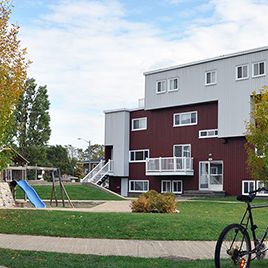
[0,200,133,213]
[0,234,215,260]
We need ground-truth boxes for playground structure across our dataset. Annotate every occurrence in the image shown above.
[50,169,74,208]
[16,179,46,208]
[0,167,74,208]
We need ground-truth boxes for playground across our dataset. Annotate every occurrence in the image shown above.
[0,168,122,212]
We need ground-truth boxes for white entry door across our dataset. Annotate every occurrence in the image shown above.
[199,161,223,191]
[121,178,128,196]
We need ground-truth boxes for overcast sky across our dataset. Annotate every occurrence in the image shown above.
[11,0,268,149]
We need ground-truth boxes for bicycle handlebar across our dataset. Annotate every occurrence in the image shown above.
[249,187,268,195]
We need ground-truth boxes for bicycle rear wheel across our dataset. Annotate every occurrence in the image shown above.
[215,223,251,268]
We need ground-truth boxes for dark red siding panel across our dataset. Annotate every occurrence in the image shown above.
[109,177,121,194]
[127,101,251,196]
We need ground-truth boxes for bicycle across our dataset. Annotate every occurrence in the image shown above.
[214,187,268,268]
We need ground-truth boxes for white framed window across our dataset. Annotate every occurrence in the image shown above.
[168,77,179,92]
[242,180,268,196]
[173,144,191,157]
[173,111,197,127]
[172,180,183,194]
[205,70,217,85]
[129,180,149,192]
[132,117,147,131]
[242,180,255,195]
[255,146,265,158]
[236,64,249,80]
[199,129,218,139]
[256,181,268,196]
[156,80,166,94]
[252,61,266,78]
[129,149,149,163]
[161,180,172,193]
[161,180,183,194]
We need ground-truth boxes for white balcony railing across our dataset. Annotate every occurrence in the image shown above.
[146,157,194,176]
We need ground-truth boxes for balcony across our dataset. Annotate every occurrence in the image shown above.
[146,157,194,176]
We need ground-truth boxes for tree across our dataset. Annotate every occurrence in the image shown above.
[14,78,51,165]
[0,0,29,170]
[245,87,268,181]
[47,145,73,174]
[85,144,104,161]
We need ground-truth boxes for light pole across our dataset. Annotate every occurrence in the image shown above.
[77,138,91,162]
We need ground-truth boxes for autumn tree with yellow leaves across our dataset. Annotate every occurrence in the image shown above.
[0,0,29,169]
[246,87,268,182]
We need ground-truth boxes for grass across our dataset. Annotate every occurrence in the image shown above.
[1,248,268,268]
[0,248,209,268]
[1,200,268,240]
[15,184,123,200]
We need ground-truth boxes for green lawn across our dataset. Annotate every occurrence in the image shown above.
[0,248,268,268]
[1,200,268,240]
[16,184,122,200]
[0,248,209,268]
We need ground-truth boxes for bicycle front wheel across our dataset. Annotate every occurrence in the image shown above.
[215,223,251,268]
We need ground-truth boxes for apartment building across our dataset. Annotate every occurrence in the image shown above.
[104,46,268,196]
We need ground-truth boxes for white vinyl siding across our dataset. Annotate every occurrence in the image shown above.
[131,117,147,131]
[129,180,149,192]
[129,149,149,163]
[199,129,218,138]
[168,77,179,92]
[156,80,166,94]
[252,61,266,77]
[236,64,249,80]
[173,111,197,127]
[205,70,217,85]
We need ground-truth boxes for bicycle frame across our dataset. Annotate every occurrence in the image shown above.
[239,201,268,257]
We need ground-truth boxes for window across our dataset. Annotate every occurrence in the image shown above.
[129,180,149,192]
[252,61,265,77]
[242,180,255,195]
[173,111,197,127]
[255,146,265,158]
[161,180,183,194]
[161,180,172,193]
[168,77,179,92]
[236,64,249,80]
[173,144,191,157]
[242,180,268,196]
[199,129,218,138]
[129,149,149,162]
[205,70,217,85]
[156,80,166,94]
[132,117,147,131]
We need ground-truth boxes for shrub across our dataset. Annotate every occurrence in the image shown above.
[131,190,176,213]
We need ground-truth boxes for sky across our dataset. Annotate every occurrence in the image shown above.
[10,0,268,149]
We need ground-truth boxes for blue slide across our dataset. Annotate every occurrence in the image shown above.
[16,179,46,208]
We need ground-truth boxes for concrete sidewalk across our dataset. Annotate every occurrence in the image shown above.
[0,233,215,260]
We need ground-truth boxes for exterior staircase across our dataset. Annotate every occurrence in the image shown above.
[81,160,124,199]
[81,159,113,185]
[183,190,225,197]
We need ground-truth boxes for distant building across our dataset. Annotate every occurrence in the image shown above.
[104,46,268,197]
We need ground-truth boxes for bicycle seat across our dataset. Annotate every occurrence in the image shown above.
[237,195,254,203]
